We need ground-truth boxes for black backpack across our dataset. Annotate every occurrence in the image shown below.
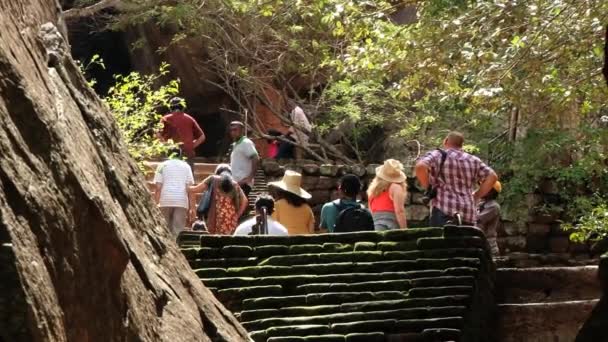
[333,200,375,233]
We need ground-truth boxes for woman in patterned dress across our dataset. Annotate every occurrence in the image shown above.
[189,164,248,235]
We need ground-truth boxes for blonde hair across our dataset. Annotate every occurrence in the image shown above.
[367,176,407,198]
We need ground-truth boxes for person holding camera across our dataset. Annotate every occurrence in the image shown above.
[234,195,288,236]
[415,132,498,227]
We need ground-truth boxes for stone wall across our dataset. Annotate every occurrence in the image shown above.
[261,159,591,258]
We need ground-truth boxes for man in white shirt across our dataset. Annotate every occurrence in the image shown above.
[229,121,259,197]
[234,195,288,236]
[153,150,194,236]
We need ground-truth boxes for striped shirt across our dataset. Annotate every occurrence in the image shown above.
[418,148,493,224]
[153,159,194,209]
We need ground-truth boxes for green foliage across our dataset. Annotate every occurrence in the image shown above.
[104,63,179,169]
[100,0,608,233]
[566,203,608,243]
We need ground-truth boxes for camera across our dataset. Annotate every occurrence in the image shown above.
[421,186,438,205]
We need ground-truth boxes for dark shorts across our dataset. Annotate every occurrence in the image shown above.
[430,207,473,227]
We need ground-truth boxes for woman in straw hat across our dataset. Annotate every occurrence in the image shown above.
[367,159,408,230]
[268,170,315,235]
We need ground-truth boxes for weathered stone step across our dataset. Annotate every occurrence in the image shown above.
[201,268,479,289]
[239,295,471,322]
[242,306,466,332]
[264,329,462,342]
[496,266,600,303]
[250,316,464,341]
[242,291,411,310]
[496,300,598,342]
[293,276,474,295]
[257,248,485,266]
[194,258,480,278]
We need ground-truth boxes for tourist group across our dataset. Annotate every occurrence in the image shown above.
[153,98,502,254]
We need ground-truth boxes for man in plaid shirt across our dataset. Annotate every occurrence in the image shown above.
[415,132,498,226]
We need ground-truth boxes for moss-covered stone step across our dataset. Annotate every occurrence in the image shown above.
[215,285,284,309]
[263,324,333,339]
[417,237,485,250]
[292,276,475,296]
[407,286,473,298]
[383,248,484,261]
[265,332,386,342]
[201,268,477,289]
[295,279,412,294]
[329,316,464,335]
[259,251,384,266]
[205,258,480,279]
[242,306,467,331]
[266,334,347,342]
[242,291,409,311]
[188,257,258,269]
[239,295,471,322]
[420,328,462,341]
[200,228,446,249]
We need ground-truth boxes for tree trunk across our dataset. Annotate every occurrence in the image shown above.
[0,1,249,341]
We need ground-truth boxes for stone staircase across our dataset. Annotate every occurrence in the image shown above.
[180,227,496,341]
[494,256,600,341]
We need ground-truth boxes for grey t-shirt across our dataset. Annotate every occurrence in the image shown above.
[230,137,258,184]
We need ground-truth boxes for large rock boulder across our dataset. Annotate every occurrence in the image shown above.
[0,1,248,341]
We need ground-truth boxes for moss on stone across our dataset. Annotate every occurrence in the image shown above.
[345,332,384,342]
[254,245,290,258]
[318,251,383,264]
[383,248,484,261]
[217,285,283,300]
[353,242,376,251]
[194,267,227,278]
[279,305,341,317]
[259,254,321,266]
[410,276,475,288]
[380,228,444,241]
[339,295,470,313]
[416,237,485,250]
[201,277,254,288]
[289,244,325,254]
[240,308,280,322]
[394,317,464,332]
[331,319,397,334]
[376,241,418,252]
[265,324,332,338]
[180,247,199,260]
[243,295,308,310]
[196,257,258,269]
[323,243,352,253]
[443,225,485,238]
[407,286,473,298]
[197,247,221,259]
[221,245,253,257]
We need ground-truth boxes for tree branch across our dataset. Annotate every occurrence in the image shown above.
[63,0,123,20]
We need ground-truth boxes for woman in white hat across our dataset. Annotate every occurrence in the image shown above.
[268,170,315,235]
[367,159,408,230]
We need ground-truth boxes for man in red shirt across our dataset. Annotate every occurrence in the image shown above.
[159,97,205,166]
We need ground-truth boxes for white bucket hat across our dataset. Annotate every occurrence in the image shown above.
[268,170,312,199]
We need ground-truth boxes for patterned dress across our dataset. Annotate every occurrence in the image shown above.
[204,176,243,235]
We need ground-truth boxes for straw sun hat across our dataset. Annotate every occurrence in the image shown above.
[268,170,312,199]
[375,159,407,183]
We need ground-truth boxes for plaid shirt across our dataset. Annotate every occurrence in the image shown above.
[418,148,493,224]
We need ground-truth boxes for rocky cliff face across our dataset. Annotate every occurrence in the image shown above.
[0,1,249,341]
